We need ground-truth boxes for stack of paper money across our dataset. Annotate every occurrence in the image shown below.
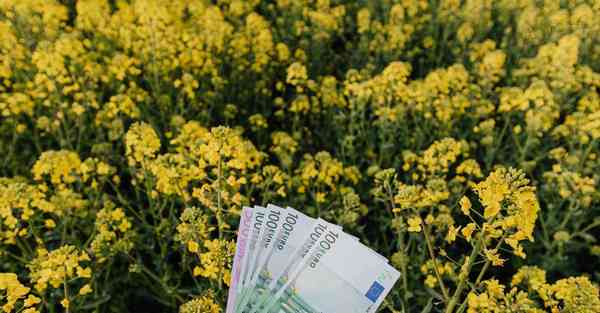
[227,204,400,313]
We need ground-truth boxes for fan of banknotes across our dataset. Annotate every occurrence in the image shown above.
[227,204,400,313]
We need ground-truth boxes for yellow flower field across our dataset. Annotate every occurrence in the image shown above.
[0,0,599,312]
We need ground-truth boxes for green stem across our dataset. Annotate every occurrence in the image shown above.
[537,211,552,250]
[109,179,145,223]
[445,235,483,313]
[399,232,409,304]
[578,220,600,234]
[475,236,505,286]
[558,200,578,230]
[4,250,28,263]
[386,186,409,304]
[517,132,531,166]
[422,222,449,302]
[16,237,34,259]
[140,263,184,303]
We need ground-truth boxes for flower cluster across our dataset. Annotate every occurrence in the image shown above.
[27,245,92,309]
[467,267,600,313]
[0,273,40,313]
[91,203,135,263]
[179,293,221,313]
[192,239,235,287]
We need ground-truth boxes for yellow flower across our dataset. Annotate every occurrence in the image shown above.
[44,219,56,229]
[286,62,308,86]
[424,275,437,288]
[460,196,471,216]
[0,273,31,312]
[223,270,231,287]
[60,298,69,309]
[96,162,111,176]
[23,294,41,307]
[473,169,509,219]
[77,267,92,278]
[424,214,434,225]
[356,8,371,33]
[187,241,199,253]
[461,223,476,241]
[511,266,547,290]
[484,249,505,266]
[407,216,422,232]
[248,114,268,129]
[315,192,326,203]
[79,284,92,295]
[446,225,460,243]
[466,292,491,313]
[276,186,286,197]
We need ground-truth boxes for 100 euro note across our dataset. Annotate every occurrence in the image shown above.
[258,228,400,313]
[245,218,343,313]
[236,205,287,312]
[239,208,316,313]
[226,207,254,313]
[234,206,267,312]
[246,220,389,313]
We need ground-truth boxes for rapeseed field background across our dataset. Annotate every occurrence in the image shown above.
[0,0,599,312]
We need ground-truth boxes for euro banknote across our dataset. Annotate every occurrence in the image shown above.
[238,207,315,313]
[234,206,266,312]
[236,205,287,311]
[228,204,399,313]
[242,216,343,313]
[226,207,254,313]
[256,228,399,313]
